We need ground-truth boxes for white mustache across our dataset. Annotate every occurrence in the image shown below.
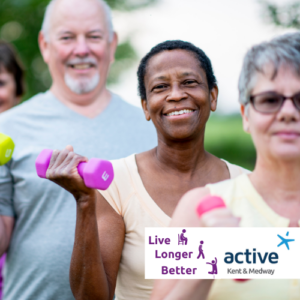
[66,57,98,66]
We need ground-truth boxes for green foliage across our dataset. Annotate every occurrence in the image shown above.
[0,0,156,101]
[0,0,49,100]
[205,114,256,171]
[261,0,300,29]
[108,39,137,84]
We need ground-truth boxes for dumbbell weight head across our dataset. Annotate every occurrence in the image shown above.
[196,195,250,283]
[35,149,114,190]
[196,196,226,216]
[0,133,15,165]
[77,159,114,190]
[35,149,53,178]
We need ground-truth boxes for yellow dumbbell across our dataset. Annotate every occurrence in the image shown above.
[0,133,15,165]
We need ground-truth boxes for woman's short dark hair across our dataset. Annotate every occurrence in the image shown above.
[137,40,217,100]
[0,41,24,97]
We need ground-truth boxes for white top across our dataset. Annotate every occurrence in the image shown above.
[99,154,249,300]
[206,173,300,300]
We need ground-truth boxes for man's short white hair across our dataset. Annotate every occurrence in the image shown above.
[41,0,114,42]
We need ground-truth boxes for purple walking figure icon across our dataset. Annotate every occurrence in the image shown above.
[197,241,205,259]
[207,257,218,278]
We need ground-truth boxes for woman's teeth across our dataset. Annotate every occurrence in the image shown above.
[167,109,193,116]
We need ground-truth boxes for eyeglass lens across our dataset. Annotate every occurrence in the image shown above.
[253,92,300,113]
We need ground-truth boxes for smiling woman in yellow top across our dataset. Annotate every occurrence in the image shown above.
[152,33,300,300]
[45,40,247,300]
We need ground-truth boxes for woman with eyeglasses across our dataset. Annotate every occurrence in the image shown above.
[151,32,300,300]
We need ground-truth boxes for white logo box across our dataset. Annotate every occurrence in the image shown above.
[145,228,300,279]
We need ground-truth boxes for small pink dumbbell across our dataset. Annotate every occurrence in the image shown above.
[196,195,226,216]
[196,195,250,283]
[35,149,114,190]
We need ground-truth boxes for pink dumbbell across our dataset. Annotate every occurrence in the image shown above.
[35,149,114,190]
[196,195,226,216]
[196,195,250,283]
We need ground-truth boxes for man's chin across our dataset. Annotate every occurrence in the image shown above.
[64,73,100,95]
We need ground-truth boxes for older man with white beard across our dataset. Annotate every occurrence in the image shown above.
[0,0,156,299]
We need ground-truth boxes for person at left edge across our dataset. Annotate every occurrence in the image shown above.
[0,40,25,300]
[0,41,24,113]
[0,0,156,299]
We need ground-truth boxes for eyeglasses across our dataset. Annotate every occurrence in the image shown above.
[249,91,300,114]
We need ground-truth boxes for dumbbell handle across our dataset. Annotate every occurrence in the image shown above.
[35,149,114,190]
[35,149,85,178]
[77,162,86,178]
[196,195,250,283]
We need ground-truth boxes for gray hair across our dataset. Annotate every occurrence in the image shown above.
[41,0,114,43]
[238,32,300,105]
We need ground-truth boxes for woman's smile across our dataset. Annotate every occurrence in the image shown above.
[163,108,196,118]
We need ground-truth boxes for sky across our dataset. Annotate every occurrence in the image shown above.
[109,0,297,114]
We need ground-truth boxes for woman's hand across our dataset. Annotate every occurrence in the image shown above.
[200,207,240,227]
[170,187,240,228]
[46,145,94,202]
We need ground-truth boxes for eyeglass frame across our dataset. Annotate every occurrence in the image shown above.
[249,91,300,114]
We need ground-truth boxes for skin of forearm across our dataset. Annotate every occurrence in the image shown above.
[151,279,213,300]
[69,195,110,300]
[166,280,213,300]
[0,216,13,255]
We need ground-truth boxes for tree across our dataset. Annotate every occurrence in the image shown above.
[0,0,157,100]
[261,0,300,29]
